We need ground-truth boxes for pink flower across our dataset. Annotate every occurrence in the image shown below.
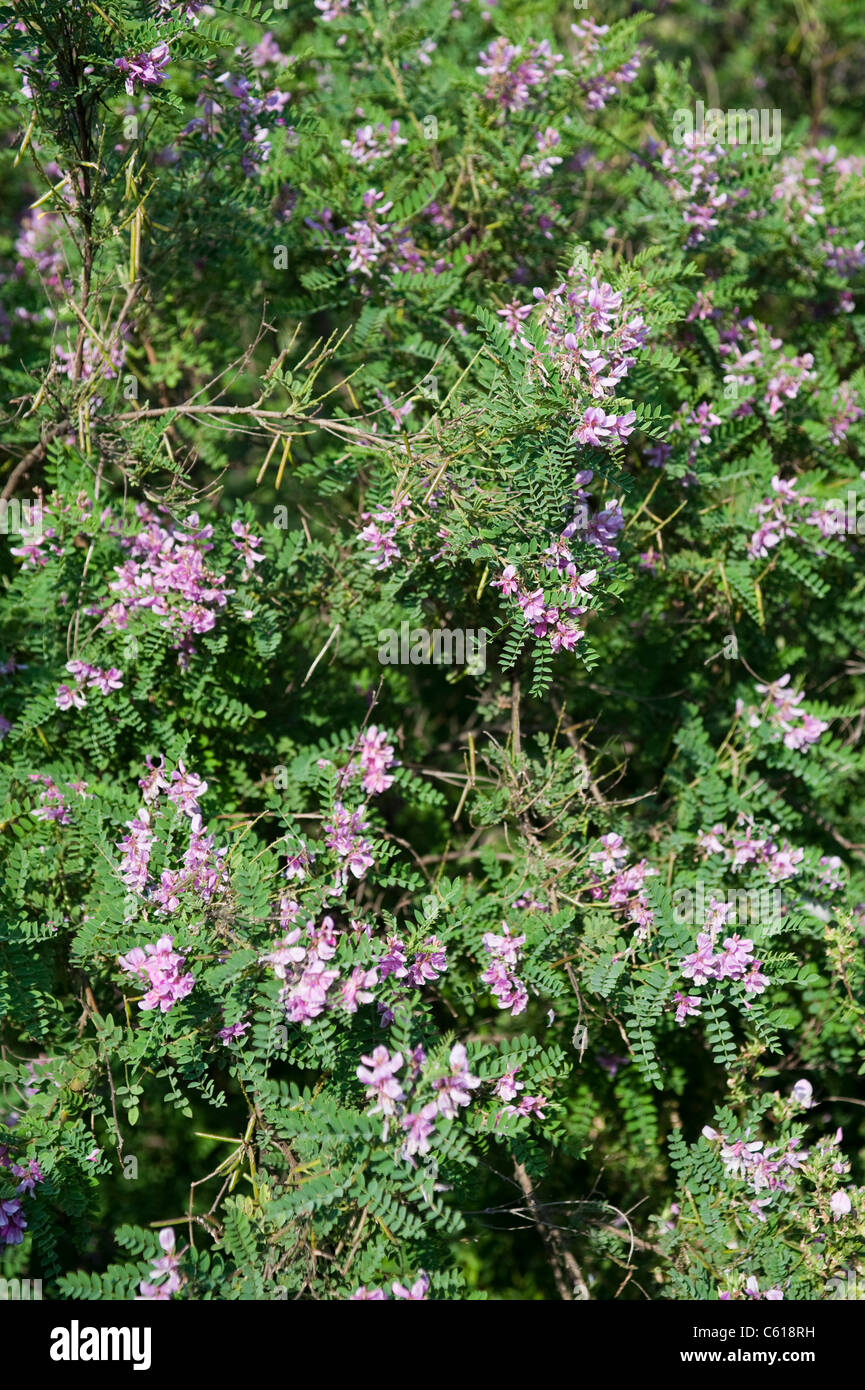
[407,937,448,986]
[355,726,396,796]
[55,683,86,710]
[493,564,520,597]
[505,1093,548,1119]
[680,933,720,986]
[481,925,528,1016]
[168,759,207,816]
[356,1046,405,1116]
[87,666,124,695]
[716,934,755,980]
[830,1190,852,1221]
[118,934,194,1012]
[400,1102,438,1160]
[137,1227,183,1301]
[742,961,770,995]
[392,1272,429,1300]
[433,1043,481,1119]
[494,1065,524,1102]
[673,991,702,1024]
[339,966,378,1014]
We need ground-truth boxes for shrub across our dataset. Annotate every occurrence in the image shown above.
[1,0,864,1301]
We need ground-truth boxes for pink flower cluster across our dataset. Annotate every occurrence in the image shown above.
[56,659,123,712]
[106,506,241,667]
[338,187,392,276]
[475,37,563,113]
[261,914,378,1025]
[372,933,449,1025]
[679,928,770,1000]
[481,924,528,1015]
[0,1149,45,1245]
[230,520,265,580]
[13,210,71,297]
[659,130,729,245]
[158,0,204,24]
[491,1064,548,1121]
[115,43,171,96]
[350,1272,429,1300]
[748,471,862,558]
[697,816,804,884]
[719,316,815,423]
[586,833,659,937]
[702,1125,808,1197]
[116,758,228,911]
[345,726,397,796]
[772,146,865,236]
[0,1197,27,1246]
[359,494,411,570]
[262,912,448,1031]
[525,266,649,397]
[665,399,721,478]
[0,1154,45,1194]
[342,120,407,165]
[118,934,195,1013]
[9,497,60,567]
[492,548,597,654]
[356,1043,481,1155]
[521,127,563,179]
[323,801,375,889]
[570,20,642,112]
[207,68,291,177]
[827,383,863,443]
[576,405,637,447]
[745,674,828,753]
[55,330,128,384]
[719,1277,784,1301]
[314,0,352,21]
[137,1228,183,1301]
[29,772,89,825]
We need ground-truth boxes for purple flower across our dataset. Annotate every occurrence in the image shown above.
[716,934,755,980]
[481,924,528,1016]
[0,1197,27,1245]
[218,1021,249,1042]
[407,937,448,986]
[115,43,171,96]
